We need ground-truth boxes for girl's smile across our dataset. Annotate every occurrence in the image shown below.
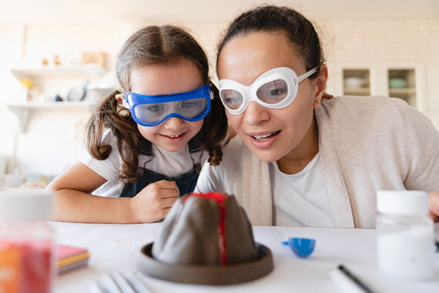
[159,131,187,143]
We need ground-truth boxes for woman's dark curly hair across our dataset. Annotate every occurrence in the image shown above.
[217,5,325,80]
[86,25,228,183]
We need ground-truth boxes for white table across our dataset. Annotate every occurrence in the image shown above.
[52,222,439,293]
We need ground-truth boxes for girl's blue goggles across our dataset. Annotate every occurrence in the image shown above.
[122,85,213,127]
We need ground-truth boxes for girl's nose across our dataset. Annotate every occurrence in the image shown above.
[243,101,270,125]
[163,116,185,130]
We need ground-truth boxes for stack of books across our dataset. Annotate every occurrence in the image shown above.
[57,244,89,274]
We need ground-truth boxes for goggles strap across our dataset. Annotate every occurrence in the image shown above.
[116,84,125,94]
[295,67,318,84]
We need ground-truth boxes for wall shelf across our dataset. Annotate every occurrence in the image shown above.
[388,88,416,95]
[7,101,96,133]
[9,65,106,133]
[11,64,106,80]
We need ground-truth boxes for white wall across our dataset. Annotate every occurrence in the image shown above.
[0,25,24,175]
[0,16,438,179]
[326,18,439,124]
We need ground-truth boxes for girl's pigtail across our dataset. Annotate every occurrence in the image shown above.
[197,82,228,166]
[85,90,119,161]
[85,90,143,183]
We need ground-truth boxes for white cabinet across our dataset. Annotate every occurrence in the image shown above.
[330,62,425,113]
[8,65,107,133]
[342,69,371,96]
[387,68,417,108]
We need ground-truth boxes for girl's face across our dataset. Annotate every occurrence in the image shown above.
[129,59,204,152]
[217,31,326,163]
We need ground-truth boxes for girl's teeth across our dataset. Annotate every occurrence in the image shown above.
[168,134,182,138]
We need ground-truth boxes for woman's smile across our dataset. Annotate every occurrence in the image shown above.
[250,130,281,141]
[247,130,281,149]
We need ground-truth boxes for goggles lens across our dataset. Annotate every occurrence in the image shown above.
[219,67,317,115]
[219,89,243,110]
[124,85,212,126]
[134,98,208,124]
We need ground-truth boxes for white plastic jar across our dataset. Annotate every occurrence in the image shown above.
[376,190,435,280]
[0,189,54,293]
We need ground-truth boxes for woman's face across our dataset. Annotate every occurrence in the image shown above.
[217,31,325,163]
[129,59,204,152]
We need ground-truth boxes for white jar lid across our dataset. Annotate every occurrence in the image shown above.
[0,189,52,222]
[377,190,428,215]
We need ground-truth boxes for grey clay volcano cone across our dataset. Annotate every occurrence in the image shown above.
[138,192,274,285]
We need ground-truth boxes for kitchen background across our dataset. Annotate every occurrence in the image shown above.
[1,0,438,188]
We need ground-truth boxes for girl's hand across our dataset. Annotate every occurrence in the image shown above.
[131,180,180,222]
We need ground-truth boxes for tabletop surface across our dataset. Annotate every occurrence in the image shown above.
[52,222,439,293]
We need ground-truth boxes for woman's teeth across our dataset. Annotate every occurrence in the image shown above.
[253,131,278,141]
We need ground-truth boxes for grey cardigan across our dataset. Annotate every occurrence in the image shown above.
[195,96,439,228]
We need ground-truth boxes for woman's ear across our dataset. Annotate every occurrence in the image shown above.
[313,65,328,109]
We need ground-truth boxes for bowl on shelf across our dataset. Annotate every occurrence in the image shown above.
[344,77,366,89]
[389,78,407,89]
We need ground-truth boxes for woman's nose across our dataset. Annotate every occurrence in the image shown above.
[243,101,270,125]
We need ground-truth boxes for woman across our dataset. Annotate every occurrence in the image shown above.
[195,5,439,228]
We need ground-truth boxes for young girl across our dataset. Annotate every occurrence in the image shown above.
[48,25,228,224]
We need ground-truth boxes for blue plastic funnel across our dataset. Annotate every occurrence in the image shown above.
[281,238,316,258]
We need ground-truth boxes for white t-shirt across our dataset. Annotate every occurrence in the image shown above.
[270,153,334,227]
[79,130,207,197]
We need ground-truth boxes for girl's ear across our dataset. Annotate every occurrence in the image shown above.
[115,94,124,103]
[313,65,328,109]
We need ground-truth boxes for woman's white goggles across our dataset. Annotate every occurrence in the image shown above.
[219,67,317,115]
[122,85,213,127]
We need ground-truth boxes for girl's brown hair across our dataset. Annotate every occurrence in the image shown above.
[217,5,324,79]
[86,25,228,183]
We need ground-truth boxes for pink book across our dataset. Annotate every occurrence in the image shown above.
[58,244,88,259]
[57,244,89,274]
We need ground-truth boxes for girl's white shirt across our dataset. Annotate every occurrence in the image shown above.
[79,129,208,197]
[270,153,334,227]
